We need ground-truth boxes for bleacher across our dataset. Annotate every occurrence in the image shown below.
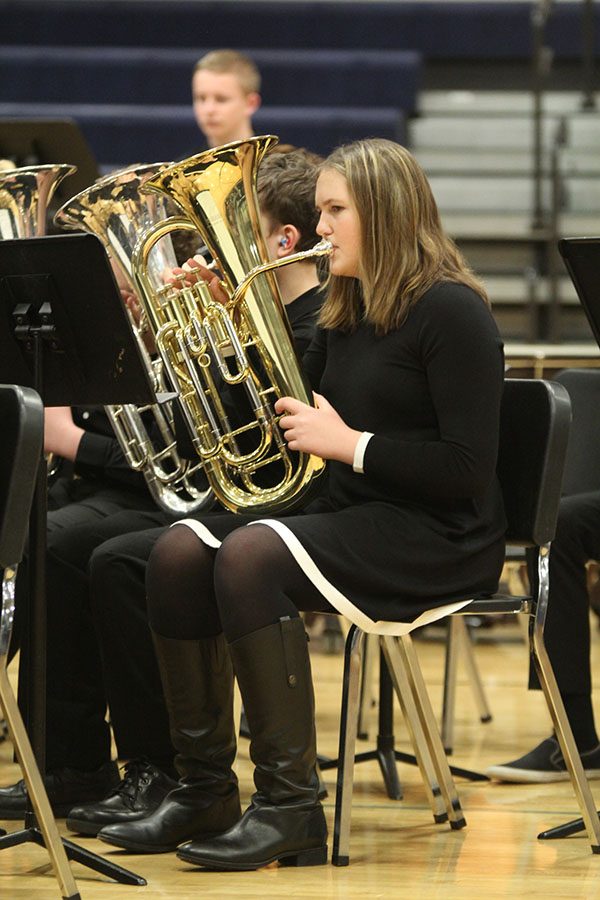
[2,0,598,166]
[0,44,420,163]
[1,0,598,57]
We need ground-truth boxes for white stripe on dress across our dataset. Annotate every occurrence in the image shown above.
[173,517,473,636]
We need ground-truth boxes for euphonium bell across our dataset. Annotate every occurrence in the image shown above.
[0,163,77,482]
[0,163,76,239]
[54,164,213,516]
[133,135,331,515]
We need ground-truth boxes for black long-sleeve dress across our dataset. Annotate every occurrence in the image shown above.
[178,281,507,632]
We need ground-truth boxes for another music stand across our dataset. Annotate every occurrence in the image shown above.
[558,237,600,345]
[537,235,600,844]
[0,232,152,886]
[0,119,99,207]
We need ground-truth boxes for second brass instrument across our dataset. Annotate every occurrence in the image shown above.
[54,164,213,515]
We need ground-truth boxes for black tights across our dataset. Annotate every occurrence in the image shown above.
[146,523,336,643]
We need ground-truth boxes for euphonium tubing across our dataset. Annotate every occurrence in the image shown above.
[133,135,331,515]
[54,163,213,516]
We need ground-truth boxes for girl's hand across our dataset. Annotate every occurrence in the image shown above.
[274,393,361,464]
[170,257,229,305]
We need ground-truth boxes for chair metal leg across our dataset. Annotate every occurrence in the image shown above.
[442,618,492,755]
[0,568,80,899]
[441,618,459,754]
[457,618,493,724]
[531,546,600,852]
[321,647,403,800]
[357,632,378,740]
[398,635,466,829]
[0,665,82,899]
[332,625,365,867]
[380,636,448,824]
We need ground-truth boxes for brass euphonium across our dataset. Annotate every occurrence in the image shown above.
[54,164,213,515]
[0,163,77,481]
[133,135,331,515]
[0,163,76,239]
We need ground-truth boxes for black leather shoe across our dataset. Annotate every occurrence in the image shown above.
[97,780,241,854]
[66,759,179,836]
[0,761,119,819]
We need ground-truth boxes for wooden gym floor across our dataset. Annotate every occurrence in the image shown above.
[2,616,600,899]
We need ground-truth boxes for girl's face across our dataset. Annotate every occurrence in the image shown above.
[315,169,362,279]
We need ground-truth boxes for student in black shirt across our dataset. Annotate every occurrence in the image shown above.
[97,139,506,870]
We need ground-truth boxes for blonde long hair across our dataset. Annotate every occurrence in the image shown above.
[318,139,489,334]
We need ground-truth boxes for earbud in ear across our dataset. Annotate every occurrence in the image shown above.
[279,237,289,247]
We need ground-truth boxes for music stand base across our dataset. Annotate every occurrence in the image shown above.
[0,827,146,887]
[538,812,600,841]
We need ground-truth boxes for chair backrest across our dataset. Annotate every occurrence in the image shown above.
[0,384,43,567]
[551,368,600,498]
[498,379,571,548]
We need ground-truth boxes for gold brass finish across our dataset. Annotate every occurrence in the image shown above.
[133,136,331,514]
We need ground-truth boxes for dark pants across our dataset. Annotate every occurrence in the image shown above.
[89,525,172,765]
[529,490,600,696]
[15,476,168,771]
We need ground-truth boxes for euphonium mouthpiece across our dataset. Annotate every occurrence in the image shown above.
[312,239,333,255]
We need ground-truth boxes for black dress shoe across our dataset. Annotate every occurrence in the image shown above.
[67,759,179,836]
[97,780,241,854]
[0,761,119,819]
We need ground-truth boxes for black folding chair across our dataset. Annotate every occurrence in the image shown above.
[332,378,600,866]
[0,383,81,899]
[443,367,600,756]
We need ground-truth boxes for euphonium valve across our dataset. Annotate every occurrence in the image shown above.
[134,136,331,514]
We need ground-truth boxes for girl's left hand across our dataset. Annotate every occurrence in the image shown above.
[275,393,361,464]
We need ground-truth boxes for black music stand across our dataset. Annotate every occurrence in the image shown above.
[0,119,99,208]
[0,232,152,885]
[537,235,600,843]
[558,237,600,346]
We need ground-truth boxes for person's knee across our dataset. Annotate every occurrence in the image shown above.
[148,525,191,579]
[215,525,281,601]
[146,524,211,604]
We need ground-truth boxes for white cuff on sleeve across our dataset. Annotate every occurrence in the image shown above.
[352,432,374,474]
